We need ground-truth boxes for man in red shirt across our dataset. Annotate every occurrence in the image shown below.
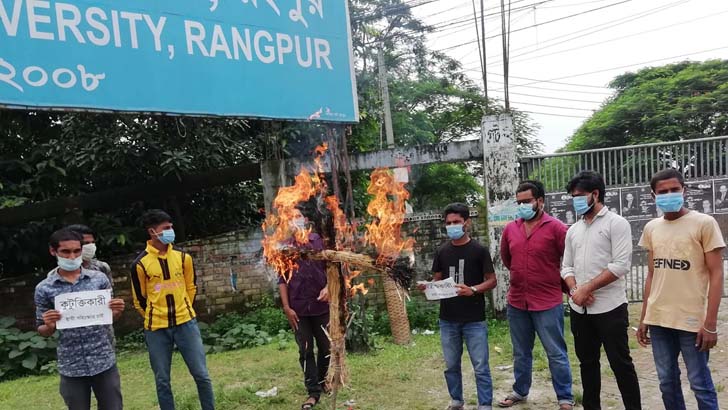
[498,180,574,410]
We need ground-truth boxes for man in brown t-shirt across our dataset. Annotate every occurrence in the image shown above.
[637,168,725,410]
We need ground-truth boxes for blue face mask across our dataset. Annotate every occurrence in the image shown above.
[516,203,537,221]
[573,194,594,216]
[57,255,83,271]
[655,192,684,213]
[157,229,176,244]
[446,224,465,240]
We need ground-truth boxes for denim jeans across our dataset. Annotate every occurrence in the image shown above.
[144,319,215,410]
[650,325,719,410]
[439,319,493,409]
[507,304,573,405]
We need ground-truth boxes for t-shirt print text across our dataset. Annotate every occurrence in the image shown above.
[654,258,691,270]
[449,259,466,284]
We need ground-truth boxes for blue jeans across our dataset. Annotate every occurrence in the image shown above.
[650,325,719,410]
[440,319,493,408]
[144,319,215,410]
[507,304,573,404]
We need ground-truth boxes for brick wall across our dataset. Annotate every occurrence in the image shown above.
[1,210,488,333]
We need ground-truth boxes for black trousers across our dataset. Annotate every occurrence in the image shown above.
[59,364,123,410]
[295,313,331,398]
[571,303,641,410]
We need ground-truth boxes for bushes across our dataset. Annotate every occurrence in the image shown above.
[200,296,291,354]
[0,317,57,381]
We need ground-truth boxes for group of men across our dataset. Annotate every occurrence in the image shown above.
[34,210,214,410]
[33,167,724,410]
[433,169,723,410]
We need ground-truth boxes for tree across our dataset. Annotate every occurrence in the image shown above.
[566,60,728,151]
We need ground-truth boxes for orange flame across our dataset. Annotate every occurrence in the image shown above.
[262,145,329,282]
[364,168,415,264]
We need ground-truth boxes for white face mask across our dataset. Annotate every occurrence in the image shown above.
[292,217,306,229]
[81,243,97,261]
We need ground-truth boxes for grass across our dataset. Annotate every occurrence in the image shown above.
[0,318,587,410]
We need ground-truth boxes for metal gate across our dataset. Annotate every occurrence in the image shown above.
[518,136,728,302]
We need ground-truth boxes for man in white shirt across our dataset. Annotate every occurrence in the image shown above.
[561,170,641,410]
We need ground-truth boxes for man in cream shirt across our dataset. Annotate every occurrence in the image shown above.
[561,170,641,410]
[637,168,724,410]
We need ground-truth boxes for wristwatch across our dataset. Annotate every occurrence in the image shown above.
[569,286,578,296]
[470,286,478,295]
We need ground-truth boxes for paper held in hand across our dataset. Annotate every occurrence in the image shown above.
[54,289,113,330]
[417,277,459,300]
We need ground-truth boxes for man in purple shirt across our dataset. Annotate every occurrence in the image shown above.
[498,180,574,409]
[279,206,329,410]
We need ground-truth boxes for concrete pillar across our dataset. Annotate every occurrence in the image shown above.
[481,113,519,317]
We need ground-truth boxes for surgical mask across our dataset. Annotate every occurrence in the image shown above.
[655,192,684,213]
[446,224,465,240]
[516,203,537,220]
[81,243,96,261]
[292,217,306,229]
[156,229,175,244]
[57,255,83,271]
[573,194,593,216]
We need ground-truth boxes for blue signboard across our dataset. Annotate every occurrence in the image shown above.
[0,0,358,122]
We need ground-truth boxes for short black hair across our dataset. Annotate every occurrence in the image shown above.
[444,202,470,220]
[66,224,96,239]
[516,180,545,200]
[141,209,173,229]
[650,168,685,191]
[49,228,83,250]
[566,170,606,203]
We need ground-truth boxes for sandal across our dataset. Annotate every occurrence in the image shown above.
[498,394,526,408]
[301,396,319,409]
[558,404,574,410]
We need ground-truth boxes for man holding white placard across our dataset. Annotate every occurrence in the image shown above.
[420,203,497,410]
[34,228,125,410]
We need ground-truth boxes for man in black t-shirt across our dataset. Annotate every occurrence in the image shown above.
[421,203,497,410]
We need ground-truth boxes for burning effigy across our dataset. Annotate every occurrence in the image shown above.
[261,144,415,407]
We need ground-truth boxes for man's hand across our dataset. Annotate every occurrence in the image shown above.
[455,284,475,297]
[284,307,299,332]
[571,286,593,307]
[636,323,651,347]
[416,282,428,291]
[696,326,718,352]
[109,298,125,318]
[317,287,329,302]
[42,310,61,329]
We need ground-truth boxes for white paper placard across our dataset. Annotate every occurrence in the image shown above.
[417,277,459,300]
[54,289,113,330]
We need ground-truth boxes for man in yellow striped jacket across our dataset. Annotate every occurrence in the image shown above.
[131,209,214,410]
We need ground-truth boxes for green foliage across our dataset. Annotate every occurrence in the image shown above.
[411,163,483,209]
[0,317,57,381]
[567,60,728,151]
[116,329,146,352]
[198,297,291,354]
[405,299,440,331]
[345,295,378,353]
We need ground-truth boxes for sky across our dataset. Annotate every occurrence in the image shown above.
[412,0,728,153]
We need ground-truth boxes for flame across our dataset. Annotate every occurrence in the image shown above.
[262,144,329,281]
[364,168,415,264]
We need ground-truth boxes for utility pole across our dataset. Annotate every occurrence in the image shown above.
[480,0,488,109]
[378,45,395,149]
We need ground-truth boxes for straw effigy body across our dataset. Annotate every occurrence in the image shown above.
[325,263,348,410]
